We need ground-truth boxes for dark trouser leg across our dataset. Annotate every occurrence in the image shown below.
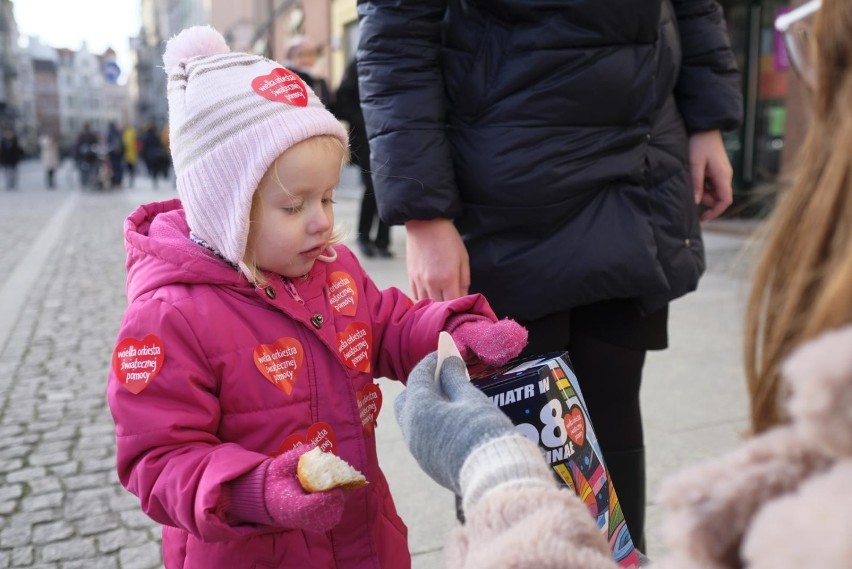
[79,163,92,188]
[357,169,377,243]
[362,170,391,250]
[356,170,378,257]
[47,168,55,188]
[565,332,647,553]
[374,218,391,251]
[5,166,16,189]
[109,156,123,186]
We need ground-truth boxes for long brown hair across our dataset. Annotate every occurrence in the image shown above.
[745,0,852,433]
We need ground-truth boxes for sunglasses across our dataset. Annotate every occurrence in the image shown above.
[775,0,821,88]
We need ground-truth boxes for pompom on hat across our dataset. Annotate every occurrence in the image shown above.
[163,26,348,273]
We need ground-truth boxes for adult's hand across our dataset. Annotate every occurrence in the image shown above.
[688,130,734,221]
[404,218,470,300]
[395,353,517,494]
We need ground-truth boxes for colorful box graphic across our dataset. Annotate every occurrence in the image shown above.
[471,353,640,568]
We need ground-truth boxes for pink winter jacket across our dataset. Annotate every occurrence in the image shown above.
[107,199,498,569]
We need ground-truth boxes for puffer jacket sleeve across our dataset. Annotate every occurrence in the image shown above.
[356,0,461,225]
[671,0,743,133]
[107,298,272,542]
[348,252,496,381]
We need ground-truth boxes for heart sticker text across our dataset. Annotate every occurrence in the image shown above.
[112,334,165,394]
[254,337,303,395]
[276,422,337,456]
[337,322,371,373]
[251,68,308,106]
[564,406,586,447]
[327,271,358,316]
[357,383,382,433]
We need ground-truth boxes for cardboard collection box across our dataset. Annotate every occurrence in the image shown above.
[471,353,641,568]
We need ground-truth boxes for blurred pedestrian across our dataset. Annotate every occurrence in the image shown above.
[75,123,99,188]
[38,132,60,189]
[284,35,332,106]
[140,123,169,188]
[358,0,743,543]
[106,122,125,188]
[161,124,174,186]
[122,125,138,188]
[0,127,24,190]
[332,57,392,258]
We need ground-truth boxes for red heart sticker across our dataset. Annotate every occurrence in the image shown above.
[112,334,165,394]
[337,322,372,373]
[327,271,358,317]
[276,422,337,456]
[251,68,308,106]
[253,337,303,395]
[565,406,586,447]
[356,383,383,434]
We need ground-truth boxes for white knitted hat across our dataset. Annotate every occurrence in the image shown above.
[162,26,348,268]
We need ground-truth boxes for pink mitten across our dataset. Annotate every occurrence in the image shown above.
[224,445,344,533]
[449,316,528,366]
[264,446,346,532]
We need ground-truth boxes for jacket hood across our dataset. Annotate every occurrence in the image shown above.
[123,198,249,302]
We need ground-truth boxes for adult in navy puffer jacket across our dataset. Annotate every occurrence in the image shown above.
[357,0,743,548]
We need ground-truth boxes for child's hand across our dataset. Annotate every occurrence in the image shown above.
[449,316,528,366]
[263,445,345,532]
[224,445,344,532]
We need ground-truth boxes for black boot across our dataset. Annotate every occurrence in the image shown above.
[604,447,646,554]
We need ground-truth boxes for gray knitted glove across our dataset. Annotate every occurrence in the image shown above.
[395,352,517,495]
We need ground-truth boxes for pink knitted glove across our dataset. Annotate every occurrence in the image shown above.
[448,316,528,367]
[224,445,345,533]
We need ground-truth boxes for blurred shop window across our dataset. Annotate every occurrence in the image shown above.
[718,0,810,217]
[753,3,790,184]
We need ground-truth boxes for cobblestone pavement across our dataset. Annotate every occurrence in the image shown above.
[1,162,163,569]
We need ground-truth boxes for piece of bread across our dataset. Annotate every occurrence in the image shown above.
[297,447,369,492]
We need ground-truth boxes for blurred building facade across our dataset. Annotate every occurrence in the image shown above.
[0,0,21,133]
[16,40,130,154]
[5,0,814,218]
[131,0,332,130]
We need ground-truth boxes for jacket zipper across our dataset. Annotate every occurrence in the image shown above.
[281,278,304,304]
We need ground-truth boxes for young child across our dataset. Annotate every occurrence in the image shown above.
[106,26,527,569]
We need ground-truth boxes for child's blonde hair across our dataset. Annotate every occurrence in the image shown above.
[745,0,852,433]
[242,135,350,287]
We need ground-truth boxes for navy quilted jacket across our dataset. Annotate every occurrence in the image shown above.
[357,0,742,318]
